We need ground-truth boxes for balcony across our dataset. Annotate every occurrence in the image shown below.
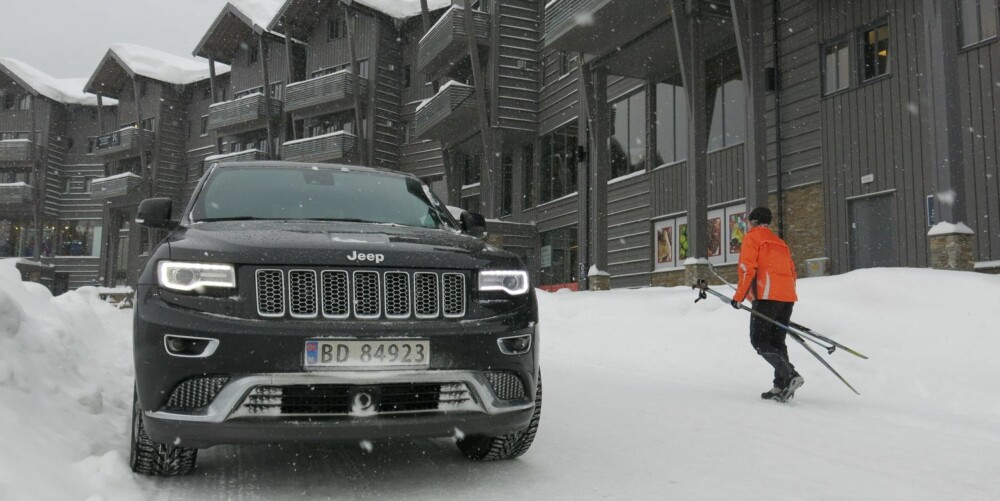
[285,71,370,118]
[282,132,359,164]
[93,128,154,161]
[0,183,34,205]
[205,149,272,164]
[207,93,283,134]
[0,139,38,169]
[414,82,480,145]
[417,6,491,82]
[544,0,670,54]
[90,173,145,202]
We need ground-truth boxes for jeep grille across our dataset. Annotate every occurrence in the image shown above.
[254,269,467,320]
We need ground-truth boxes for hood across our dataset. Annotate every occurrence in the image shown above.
[165,220,521,270]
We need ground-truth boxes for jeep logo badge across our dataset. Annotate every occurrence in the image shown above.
[347,250,385,264]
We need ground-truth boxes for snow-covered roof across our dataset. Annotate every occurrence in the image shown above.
[230,0,286,31]
[109,44,229,86]
[354,0,452,19]
[0,58,117,107]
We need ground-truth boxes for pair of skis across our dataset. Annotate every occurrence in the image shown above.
[692,268,867,396]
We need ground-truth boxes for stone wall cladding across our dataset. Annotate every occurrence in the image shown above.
[768,183,826,276]
[929,233,975,271]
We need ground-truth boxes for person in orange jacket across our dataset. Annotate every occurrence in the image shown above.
[731,207,804,402]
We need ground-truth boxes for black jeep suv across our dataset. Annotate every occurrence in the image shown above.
[129,162,540,475]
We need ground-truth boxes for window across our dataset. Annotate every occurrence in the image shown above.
[87,138,95,154]
[861,24,890,81]
[501,152,513,217]
[823,40,851,95]
[540,122,578,203]
[141,117,156,132]
[203,85,211,99]
[401,121,411,144]
[18,95,32,111]
[708,76,745,151]
[67,137,75,151]
[220,86,228,101]
[539,225,578,286]
[522,144,535,209]
[609,88,647,178]
[960,0,999,47]
[329,14,347,40]
[269,82,283,100]
[655,82,687,166]
[558,50,570,77]
[249,45,259,65]
[311,59,369,79]
[3,93,15,110]
[63,178,73,193]
[234,86,263,100]
[56,220,102,257]
[139,80,148,97]
[462,152,481,185]
[200,115,209,136]
[402,65,412,88]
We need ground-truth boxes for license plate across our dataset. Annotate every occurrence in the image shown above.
[305,340,429,369]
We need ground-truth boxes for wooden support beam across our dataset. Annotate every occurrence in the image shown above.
[283,27,296,141]
[131,76,150,197]
[462,0,497,217]
[344,4,367,165]
[576,55,591,290]
[730,0,768,211]
[583,63,610,276]
[671,0,709,261]
[208,58,218,104]
[258,35,276,157]
[921,0,966,223]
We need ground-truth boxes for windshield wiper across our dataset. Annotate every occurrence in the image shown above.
[296,218,378,223]
[197,216,272,222]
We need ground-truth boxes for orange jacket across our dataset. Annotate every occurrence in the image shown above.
[734,226,798,303]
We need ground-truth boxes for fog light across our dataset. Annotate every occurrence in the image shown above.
[163,335,219,358]
[498,334,532,355]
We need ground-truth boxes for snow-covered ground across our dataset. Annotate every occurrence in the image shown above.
[1,260,998,500]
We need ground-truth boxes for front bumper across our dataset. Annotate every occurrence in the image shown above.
[133,286,539,447]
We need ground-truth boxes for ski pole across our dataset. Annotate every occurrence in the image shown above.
[706,264,868,359]
[705,265,837,354]
[693,280,862,396]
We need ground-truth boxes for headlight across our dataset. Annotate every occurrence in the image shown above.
[478,270,529,296]
[157,261,236,292]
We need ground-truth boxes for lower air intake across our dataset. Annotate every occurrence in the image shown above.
[484,371,526,400]
[164,376,230,410]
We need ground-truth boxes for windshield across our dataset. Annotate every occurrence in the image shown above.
[190,166,455,230]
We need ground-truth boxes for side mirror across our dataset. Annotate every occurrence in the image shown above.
[137,198,178,230]
[460,211,487,238]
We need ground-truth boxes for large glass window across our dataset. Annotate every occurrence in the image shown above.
[824,40,851,95]
[708,76,746,151]
[540,123,578,203]
[655,83,687,166]
[461,151,481,186]
[862,24,890,81]
[500,152,513,217]
[56,220,102,257]
[960,0,998,47]
[539,225,578,286]
[609,89,647,178]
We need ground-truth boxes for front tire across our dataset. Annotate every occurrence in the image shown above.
[129,391,198,476]
[458,371,542,461]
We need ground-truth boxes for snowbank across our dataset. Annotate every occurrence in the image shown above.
[0,259,143,501]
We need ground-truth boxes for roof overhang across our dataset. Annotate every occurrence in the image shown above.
[193,4,281,64]
[83,49,134,99]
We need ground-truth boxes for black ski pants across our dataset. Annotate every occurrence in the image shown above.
[750,300,798,389]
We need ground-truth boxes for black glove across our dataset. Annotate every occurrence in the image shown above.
[730,299,741,309]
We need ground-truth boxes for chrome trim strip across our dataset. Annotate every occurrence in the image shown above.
[288,269,319,319]
[255,269,285,318]
[163,335,220,358]
[146,370,534,423]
